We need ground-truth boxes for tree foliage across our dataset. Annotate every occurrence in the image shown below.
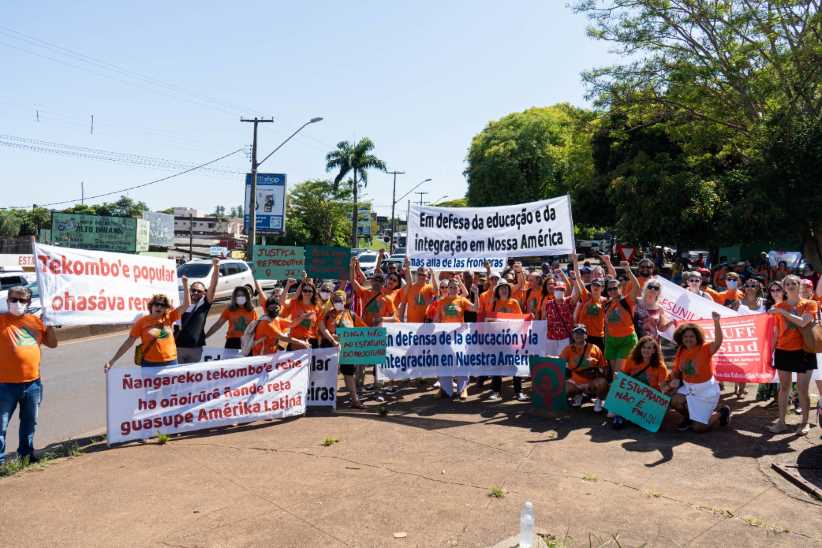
[62,196,149,218]
[465,104,595,207]
[325,138,386,247]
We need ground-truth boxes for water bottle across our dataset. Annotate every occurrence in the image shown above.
[519,500,534,548]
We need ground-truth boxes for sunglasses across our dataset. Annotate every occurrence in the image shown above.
[607,286,619,291]
[687,278,701,283]
[151,303,169,309]
[7,297,29,304]
[189,289,205,294]
[646,285,661,291]
[743,284,758,289]
[769,287,783,293]
[302,289,315,294]
[783,282,799,287]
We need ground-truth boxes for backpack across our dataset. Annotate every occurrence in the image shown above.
[240,317,266,357]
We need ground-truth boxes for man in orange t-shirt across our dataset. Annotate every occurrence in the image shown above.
[0,285,58,464]
[401,259,435,322]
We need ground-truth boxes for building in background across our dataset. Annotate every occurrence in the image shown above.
[172,208,246,262]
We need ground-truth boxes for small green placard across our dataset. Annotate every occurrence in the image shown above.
[252,245,305,280]
[305,245,351,280]
[338,327,386,365]
[529,356,567,415]
[604,372,671,432]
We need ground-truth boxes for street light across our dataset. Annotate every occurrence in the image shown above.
[433,194,449,204]
[391,177,431,253]
[247,117,323,260]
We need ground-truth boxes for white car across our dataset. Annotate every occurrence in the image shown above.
[177,259,256,302]
[0,271,33,291]
[357,252,379,277]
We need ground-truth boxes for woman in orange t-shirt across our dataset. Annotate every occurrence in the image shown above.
[560,324,608,411]
[318,290,368,409]
[205,286,258,350]
[767,275,818,435]
[434,278,477,400]
[486,281,525,401]
[615,336,669,429]
[105,280,192,369]
[664,312,730,433]
[279,280,322,349]
[401,260,435,323]
[250,298,307,357]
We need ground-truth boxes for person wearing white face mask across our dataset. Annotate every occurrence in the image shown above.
[319,290,367,409]
[541,279,579,357]
[0,286,57,465]
[205,286,258,351]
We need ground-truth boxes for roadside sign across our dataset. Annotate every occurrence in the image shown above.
[244,173,286,233]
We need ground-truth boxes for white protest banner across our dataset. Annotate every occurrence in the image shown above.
[657,277,738,340]
[307,347,339,408]
[106,350,310,444]
[377,320,548,381]
[407,195,575,270]
[202,346,337,408]
[34,242,178,326]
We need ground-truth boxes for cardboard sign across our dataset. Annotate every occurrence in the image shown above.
[604,372,671,432]
[338,327,387,365]
[305,245,350,280]
[252,245,305,280]
[529,356,567,415]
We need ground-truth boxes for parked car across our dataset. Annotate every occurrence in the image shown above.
[0,271,33,291]
[176,259,256,302]
[357,252,379,277]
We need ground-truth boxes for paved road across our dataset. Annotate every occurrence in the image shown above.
[5,318,228,456]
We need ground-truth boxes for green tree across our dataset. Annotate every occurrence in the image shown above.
[0,210,23,238]
[436,197,469,208]
[325,138,387,248]
[465,104,594,206]
[62,195,149,218]
[18,207,51,236]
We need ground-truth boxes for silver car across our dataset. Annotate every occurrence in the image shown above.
[177,259,256,301]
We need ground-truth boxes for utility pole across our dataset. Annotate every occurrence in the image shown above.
[386,170,405,253]
[240,116,274,261]
[189,213,194,261]
[81,181,85,205]
[415,191,428,206]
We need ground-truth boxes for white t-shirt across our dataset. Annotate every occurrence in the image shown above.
[737,300,766,315]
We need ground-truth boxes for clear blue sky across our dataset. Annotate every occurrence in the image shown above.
[1,1,613,218]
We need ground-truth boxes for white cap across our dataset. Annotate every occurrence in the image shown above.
[489,271,501,279]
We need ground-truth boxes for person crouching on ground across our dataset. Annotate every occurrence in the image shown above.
[105,281,192,370]
[560,324,608,413]
[616,336,669,428]
[662,312,731,433]
[0,285,58,465]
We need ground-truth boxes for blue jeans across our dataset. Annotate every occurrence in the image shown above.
[0,379,43,463]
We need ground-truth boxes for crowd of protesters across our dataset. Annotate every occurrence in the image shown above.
[2,249,820,465]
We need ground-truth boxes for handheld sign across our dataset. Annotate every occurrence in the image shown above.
[529,356,567,415]
[338,327,387,365]
[252,245,305,280]
[305,245,350,280]
[604,373,671,432]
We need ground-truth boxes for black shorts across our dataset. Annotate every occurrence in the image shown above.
[774,348,817,373]
[225,337,241,350]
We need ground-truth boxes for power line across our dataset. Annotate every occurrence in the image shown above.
[7,147,244,209]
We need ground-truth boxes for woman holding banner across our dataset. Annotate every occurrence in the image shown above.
[205,286,258,351]
[633,279,673,343]
[486,280,525,401]
[734,279,766,398]
[319,290,367,409]
[561,324,608,412]
[767,274,818,435]
[434,277,478,400]
[664,312,732,433]
[104,280,192,370]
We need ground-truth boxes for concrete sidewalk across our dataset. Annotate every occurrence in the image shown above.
[1,383,820,547]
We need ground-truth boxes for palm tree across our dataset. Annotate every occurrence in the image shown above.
[325,138,386,248]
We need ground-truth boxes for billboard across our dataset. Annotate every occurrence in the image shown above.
[244,173,286,233]
[136,218,150,252]
[356,202,372,238]
[142,211,175,248]
[51,212,141,253]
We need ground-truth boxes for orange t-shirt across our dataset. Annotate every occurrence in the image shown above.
[702,286,720,302]
[220,307,259,339]
[251,317,290,356]
[322,309,366,336]
[435,296,473,323]
[605,297,636,338]
[518,288,543,317]
[0,314,46,383]
[775,299,819,351]
[576,289,606,337]
[355,287,397,326]
[490,298,523,316]
[622,358,668,390]
[478,288,495,320]
[383,287,406,310]
[560,343,605,385]
[283,299,321,340]
[404,282,435,322]
[713,288,743,305]
[130,310,182,364]
[672,342,714,384]
[623,276,649,298]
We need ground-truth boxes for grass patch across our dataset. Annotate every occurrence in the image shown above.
[582,472,598,482]
[539,532,573,548]
[0,458,29,478]
[487,486,505,498]
[643,489,661,498]
[321,436,340,447]
[156,432,170,445]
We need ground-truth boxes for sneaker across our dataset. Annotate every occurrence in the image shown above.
[516,392,529,402]
[433,380,441,389]
[793,395,802,414]
[488,392,502,401]
[571,394,583,408]
[719,405,732,427]
[374,394,385,403]
[593,398,603,413]
[612,416,625,429]
[676,418,693,432]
